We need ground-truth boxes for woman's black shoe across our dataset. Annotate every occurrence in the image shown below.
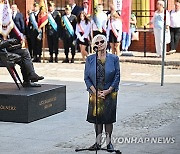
[89,143,101,151]
[107,143,114,152]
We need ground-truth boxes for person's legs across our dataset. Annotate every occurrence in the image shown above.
[70,39,76,62]
[110,43,115,54]
[47,35,54,62]
[154,28,163,57]
[31,31,38,61]
[105,124,114,151]
[12,48,44,83]
[27,37,33,58]
[105,123,113,140]
[94,124,103,145]
[80,44,88,62]
[89,124,103,150]
[115,43,120,56]
[63,39,70,63]
[53,34,59,62]
[170,27,175,51]
[122,32,127,50]
[174,28,180,50]
[127,28,135,50]
[125,33,130,51]
[36,39,42,62]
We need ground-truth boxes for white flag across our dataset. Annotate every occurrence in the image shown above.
[113,0,122,11]
[0,0,14,38]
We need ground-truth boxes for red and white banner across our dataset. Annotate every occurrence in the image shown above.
[121,0,132,33]
[0,0,14,38]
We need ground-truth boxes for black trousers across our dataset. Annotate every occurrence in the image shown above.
[47,33,59,56]
[170,27,180,50]
[10,48,35,82]
[63,37,75,59]
[26,36,33,58]
[31,30,42,57]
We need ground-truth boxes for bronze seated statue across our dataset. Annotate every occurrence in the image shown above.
[0,37,44,87]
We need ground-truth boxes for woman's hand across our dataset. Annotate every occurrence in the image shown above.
[98,89,112,99]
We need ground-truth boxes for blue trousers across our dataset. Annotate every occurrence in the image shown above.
[122,28,135,50]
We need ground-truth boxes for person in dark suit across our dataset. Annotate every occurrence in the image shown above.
[11,4,25,34]
[68,0,83,17]
[62,5,77,63]
[29,3,43,63]
[84,34,120,152]
[47,1,62,63]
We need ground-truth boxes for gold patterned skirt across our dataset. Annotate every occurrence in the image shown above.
[87,92,118,124]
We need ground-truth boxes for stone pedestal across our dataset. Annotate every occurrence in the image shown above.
[0,83,66,123]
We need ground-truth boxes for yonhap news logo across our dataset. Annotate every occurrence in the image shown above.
[96,133,175,147]
[111,137,175,144]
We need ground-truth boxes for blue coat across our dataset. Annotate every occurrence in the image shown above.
[84,53,120,93]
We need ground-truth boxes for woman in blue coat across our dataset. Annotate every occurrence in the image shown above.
[84,34,120,152]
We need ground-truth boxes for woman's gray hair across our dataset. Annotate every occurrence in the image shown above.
[92,34,107,48]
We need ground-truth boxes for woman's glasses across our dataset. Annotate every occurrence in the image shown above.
[95,40,105,45]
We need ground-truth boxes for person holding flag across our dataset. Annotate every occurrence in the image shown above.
[37,0,48,62]
[47,1,61,63]
[61,5,77,63]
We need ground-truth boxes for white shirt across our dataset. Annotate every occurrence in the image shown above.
[76,20,91,39]
[91,12,107,32]
[71,4,76,11]
[170,10,180,28]
[12,11,17,19]
[106,18,122,42]
[66,14,71,18]
[34,11,39,16]
[84,7,88,14]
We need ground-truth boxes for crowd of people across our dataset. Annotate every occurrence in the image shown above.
[4,0,180,64]
[9,0,137,64]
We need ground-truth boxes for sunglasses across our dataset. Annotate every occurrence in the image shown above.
[95,40,105,45]
[83,2,88,4]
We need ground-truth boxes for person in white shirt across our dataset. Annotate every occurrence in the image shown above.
[107,11,122,56]
[76,11,91,63]
[147,0,170,58]
[91,3,107,37]
[169,0,180,54]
